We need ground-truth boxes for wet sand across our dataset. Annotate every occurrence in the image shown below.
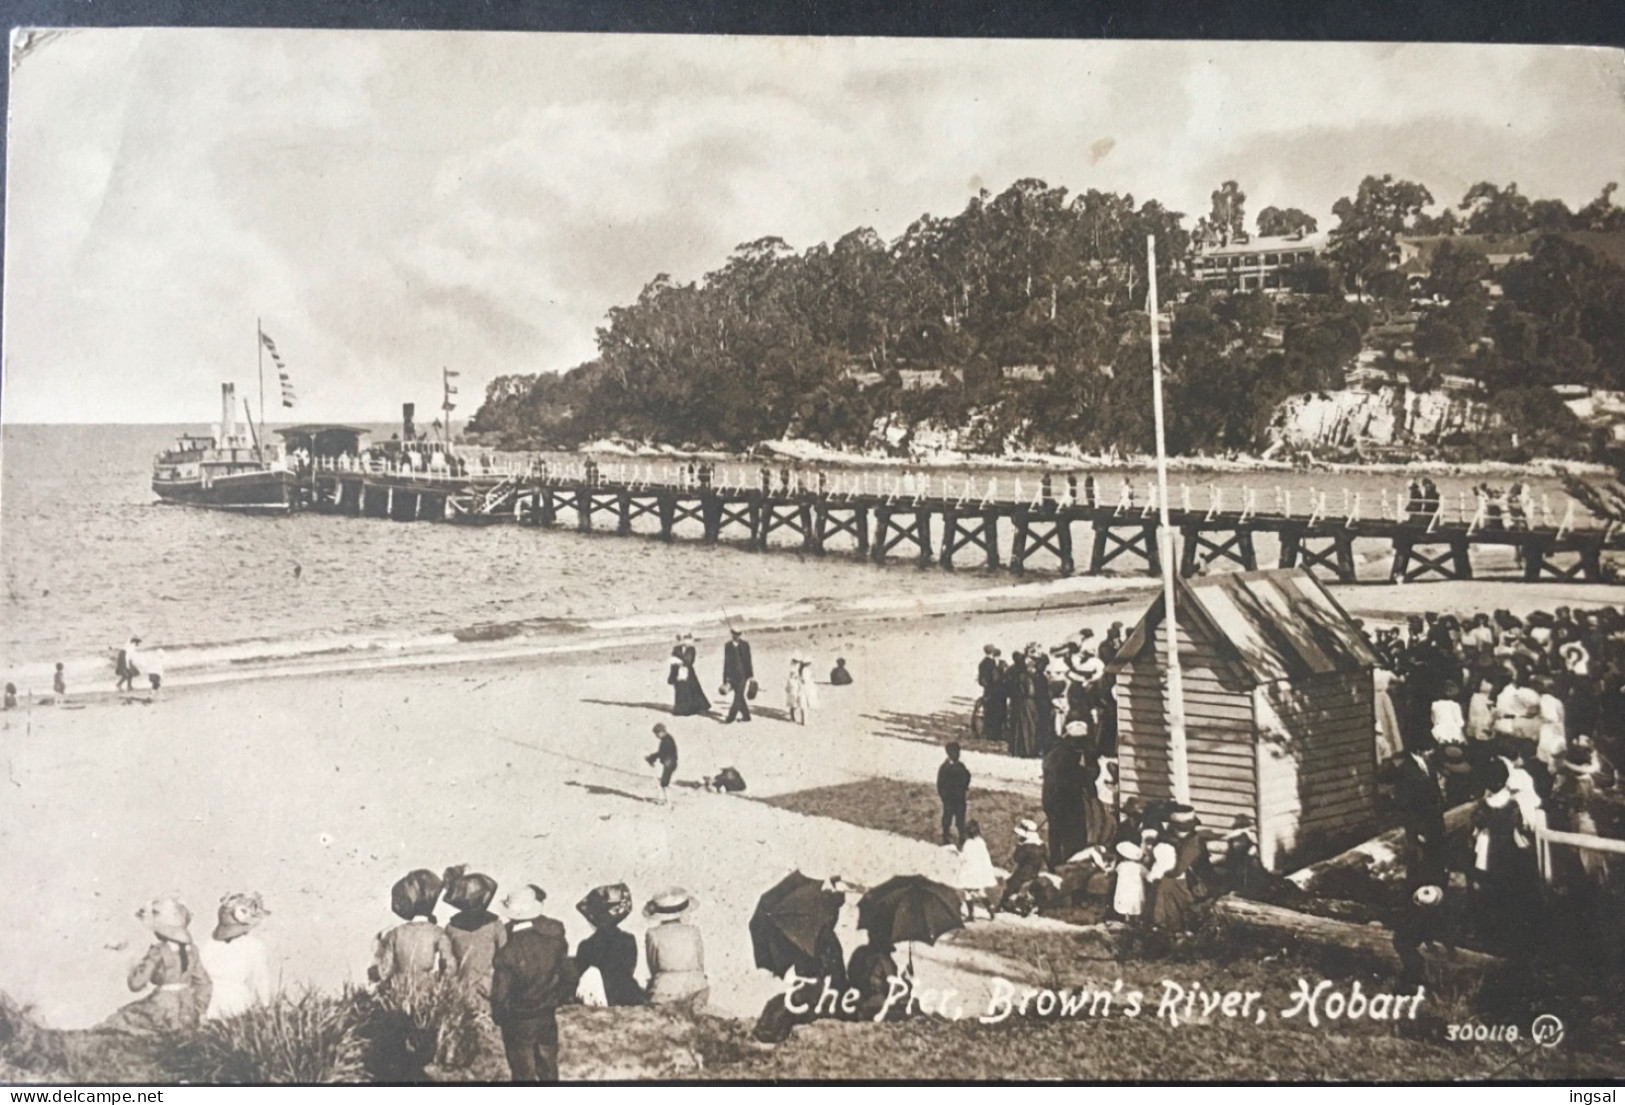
[4,576,1622,1032]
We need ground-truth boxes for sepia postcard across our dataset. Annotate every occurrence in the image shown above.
[3,28,1624,1086]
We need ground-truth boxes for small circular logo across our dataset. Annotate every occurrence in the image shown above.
[1531,1014,1565,1048]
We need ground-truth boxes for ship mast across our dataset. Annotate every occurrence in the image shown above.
[255,317,267,463]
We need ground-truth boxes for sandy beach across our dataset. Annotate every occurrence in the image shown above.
[5,574,1624,1034]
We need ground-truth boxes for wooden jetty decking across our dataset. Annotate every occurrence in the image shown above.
[298,459,1625,585]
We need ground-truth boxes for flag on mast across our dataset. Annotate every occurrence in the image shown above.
[259,329,297,408]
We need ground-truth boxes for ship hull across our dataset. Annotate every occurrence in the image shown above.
[152,469,297,512]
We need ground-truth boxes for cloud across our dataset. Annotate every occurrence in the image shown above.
[4,33,1623,423]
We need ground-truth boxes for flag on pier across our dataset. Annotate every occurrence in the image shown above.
[442,367,459,412]
[260,327,297,408]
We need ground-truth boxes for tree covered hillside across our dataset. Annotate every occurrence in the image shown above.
[469,176,1625,461]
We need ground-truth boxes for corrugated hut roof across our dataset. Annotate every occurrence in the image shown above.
[1109,567,1377,687]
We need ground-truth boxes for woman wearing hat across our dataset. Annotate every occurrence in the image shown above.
[1003,653,1040,759]
[372,869,455,992]
[574,884,644,1007]
[643,889,708,1012]
[997,819,1049,915]
[98,897,212,1035]
[668,633,711,718]
[442,867,506,1002]
[1147,807,1213,935]
[199,892,273,1020]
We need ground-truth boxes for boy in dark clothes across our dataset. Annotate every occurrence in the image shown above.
[937,742,971,845]
[490,885,578,1083]
[829,658,853,685]
[646,724,679,805]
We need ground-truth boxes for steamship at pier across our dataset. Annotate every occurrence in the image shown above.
[152,385,515,520]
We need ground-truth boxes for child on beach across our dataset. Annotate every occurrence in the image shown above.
[829,658,853,686]
[1110,841,1146,922]
[954,820,999,921]
[785,657,816,725]
[646,724,679,804]
[52,664,66,702]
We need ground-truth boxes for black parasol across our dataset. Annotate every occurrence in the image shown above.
[856,875,963,948]
[749,871,844,976]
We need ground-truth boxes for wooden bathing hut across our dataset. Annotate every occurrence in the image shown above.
[1108,567,1379,871]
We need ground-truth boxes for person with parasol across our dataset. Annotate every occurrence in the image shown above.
[750,871,846,1042]
[853,874,964,1020]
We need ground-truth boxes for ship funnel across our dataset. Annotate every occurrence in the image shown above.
[221,383,237,442]
[403,402,416,441]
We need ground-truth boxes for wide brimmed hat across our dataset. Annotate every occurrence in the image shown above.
[1167,806,1200,831]
[578,883,633,927]
[213,891,270,942]
[501,884,548,922]
[442,866,499,913]
[1062,720,1091,739]
[1114,841,1143,861]
[390,869,444,921]
[1015,818,1043,844]
[1412,885,1443,908]
[137,897,193,945]
[643,888,697,919]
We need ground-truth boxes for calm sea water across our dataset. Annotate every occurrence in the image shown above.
[0,424,1586,688]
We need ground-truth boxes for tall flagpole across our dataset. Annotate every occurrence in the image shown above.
[1147,235,1190,806]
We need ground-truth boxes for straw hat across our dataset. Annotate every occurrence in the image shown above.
[1114,841,1143,862]
[213,891,270,942]
[1015,818,1043,845]
[1437,743,1473,775]
[1412,885,1443,908]
[1062,720,1091,739]
[643,888,697,920]
[1168,806,1200,832]
[136,897,194,945]
[501,884,548,922]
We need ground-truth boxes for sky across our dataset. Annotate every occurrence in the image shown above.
[4,31,1624,424]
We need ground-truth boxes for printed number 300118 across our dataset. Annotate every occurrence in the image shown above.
[1446,1023,1520,1043]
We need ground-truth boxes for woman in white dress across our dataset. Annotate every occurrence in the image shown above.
[198,891,273,1020]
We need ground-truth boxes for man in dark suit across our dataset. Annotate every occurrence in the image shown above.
[722,627,754,723]
[1393,745,1446,886]
[937,742,972,845]
[977,645,1005,743]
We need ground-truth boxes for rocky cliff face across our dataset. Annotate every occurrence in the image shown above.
[1268,387,1496,450]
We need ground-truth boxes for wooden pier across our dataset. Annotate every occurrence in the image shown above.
[297,461,1624,585]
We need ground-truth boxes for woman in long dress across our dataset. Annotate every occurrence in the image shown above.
[669,634,711,717]
[99,897,212,1035]
[1004,654,1039,759]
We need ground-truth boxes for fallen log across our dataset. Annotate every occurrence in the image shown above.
[1210,894,1501,974]
[1286,802,1477,891]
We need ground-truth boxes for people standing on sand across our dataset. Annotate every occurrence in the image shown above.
[490,884,577,1083]
[116,636,142,693]
[1004,652,1039,759]
[574,883,644,1007]
[643,889,708,1012]
[145,650,165,696]
[98,897,211,1035]
[669,633,711,717]
[1110,840,1147,922]
[3,683,15,710]
[936,742,971,846]
[52,664,66,702]
[722,628,755,723]
[646,724,679,804]
[372,869,454,991]
[977,645,1005,743]
[829,658,853,686]
[442,867,506,1002]
[785,657,816,725]
[1042,729,1090,866]
[199,892,273,1020]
